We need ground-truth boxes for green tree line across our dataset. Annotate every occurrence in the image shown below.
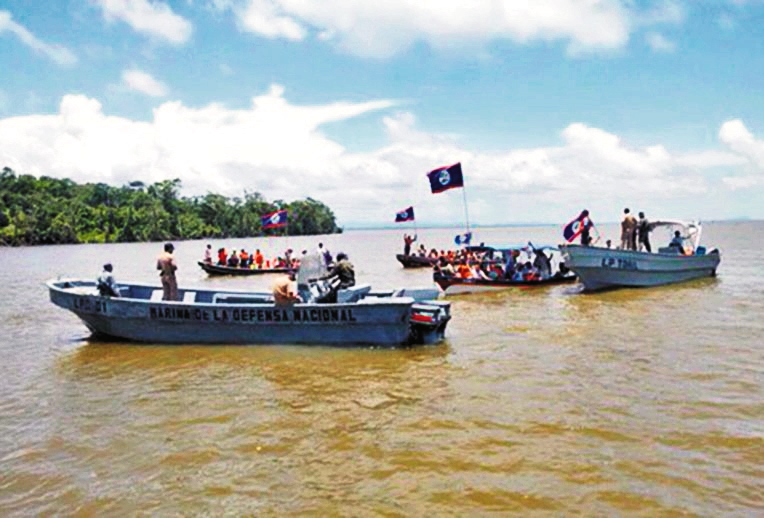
[0,167,342,246]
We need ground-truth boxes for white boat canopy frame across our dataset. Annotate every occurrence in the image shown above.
[650,220,703,250]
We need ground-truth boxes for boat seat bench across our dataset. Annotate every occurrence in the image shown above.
[149,290,198,302]
[212,293,274,304]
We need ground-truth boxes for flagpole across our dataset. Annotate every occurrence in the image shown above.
[461,179,471,234]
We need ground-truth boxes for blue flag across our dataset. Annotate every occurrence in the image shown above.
[454,232,472,246]
[261,209,288,229]
[395,206,415,223]
[427,162,464,194]
[563,210,590,242]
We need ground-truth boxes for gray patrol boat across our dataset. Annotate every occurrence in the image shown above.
[47,253,451,346]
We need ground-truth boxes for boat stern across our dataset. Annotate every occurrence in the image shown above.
[409,300,451,345]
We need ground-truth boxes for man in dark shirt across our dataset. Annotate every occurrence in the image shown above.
[323,252,355,289]
[637,212,652,252]
[315,252,355,302]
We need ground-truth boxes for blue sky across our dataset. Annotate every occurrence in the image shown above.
[1,0,763,227]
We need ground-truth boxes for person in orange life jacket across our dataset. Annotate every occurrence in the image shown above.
[239,249,249,267]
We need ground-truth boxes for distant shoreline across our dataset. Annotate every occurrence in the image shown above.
[344,218,760,231]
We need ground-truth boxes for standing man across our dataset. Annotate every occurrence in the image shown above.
[580,210,593,246]
[157,242,178,301]
[403,234,417,256]
[637,212,652,252]
[620,208,638,250]
[97,263,120,297]
[203,244,212,263]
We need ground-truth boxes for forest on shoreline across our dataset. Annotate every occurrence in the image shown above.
[0,167,342,246]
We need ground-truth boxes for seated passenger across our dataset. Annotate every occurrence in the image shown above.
[228,250,240,267]
[434,256,451,276]
[532,249,552,279]
[554,262,571,278]
[668,231,684,254]
[522,262,539,281]
[456,261,472,279]
[217,248,227,265]
[239,249,249,267]
[272,271,302,305]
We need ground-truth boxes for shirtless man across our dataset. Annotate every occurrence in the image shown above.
[621,208,637,250]
[272,271,302,305]
[156,242,178,301]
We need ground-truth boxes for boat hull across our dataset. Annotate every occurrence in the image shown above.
[433,273,577,295]
[396,254,436,268]
[560,245,720,291]
[48,281,450,347]
[198,261,292,276]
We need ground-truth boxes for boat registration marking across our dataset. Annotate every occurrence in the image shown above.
[73,297,108,313]
[601,257,638,270]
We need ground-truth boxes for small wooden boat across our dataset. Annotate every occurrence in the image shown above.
[560,220,720,292]
[433,272,577,294]
[198,261,293,276]
[47,279,451,347]
[396,254,437,268]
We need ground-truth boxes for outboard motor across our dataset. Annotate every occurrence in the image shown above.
[296,252,329,303]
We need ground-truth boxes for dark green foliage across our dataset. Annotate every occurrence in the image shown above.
[0,167,342,246]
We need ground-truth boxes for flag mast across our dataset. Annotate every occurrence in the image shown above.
[461,176,471,235]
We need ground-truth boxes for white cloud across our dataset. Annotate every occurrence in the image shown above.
[221,0,641,58]
[674,150,746,168]
[0,10,77,66]
[122,69,169,97]
[719,119,764,168]
[718,119,764,190]
[93,0,193,45]
[1,89,762,224]
[239,0,305,41]
[638,0,685,25]
[645,32,676,53]
[722,176,760,190]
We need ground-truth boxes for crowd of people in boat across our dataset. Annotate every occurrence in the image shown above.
[201,242,336,270]
[433,246,569,282]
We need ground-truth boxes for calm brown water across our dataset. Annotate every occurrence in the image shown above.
[1,222,762,515]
